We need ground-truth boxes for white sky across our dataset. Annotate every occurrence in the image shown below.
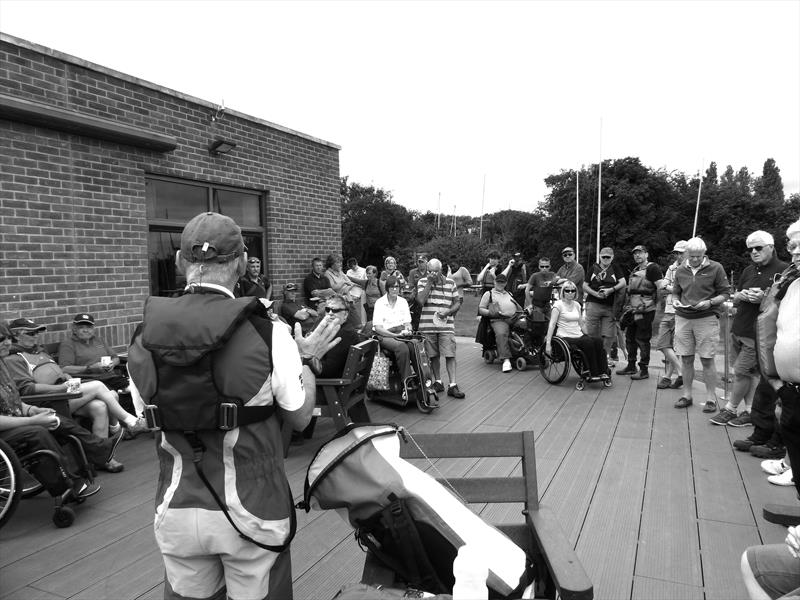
[1,0,798,217]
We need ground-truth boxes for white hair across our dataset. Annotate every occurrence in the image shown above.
[685,237,707,253]
[179,252,245,288]
[746,230,775,246]
[787,217,800,238]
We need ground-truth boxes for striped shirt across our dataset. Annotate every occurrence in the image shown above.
[417,276,457,332]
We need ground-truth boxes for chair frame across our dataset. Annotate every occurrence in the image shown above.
[361,430,593,600]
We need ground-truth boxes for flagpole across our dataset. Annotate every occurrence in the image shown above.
[479,174,486,240]
[437,192,441,230]
[596,119,602,264]
[692,159,704,238]
[575,170,580,259]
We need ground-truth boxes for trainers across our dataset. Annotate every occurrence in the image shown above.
[734,436,765,452]
[123,417,149,440]
[768,469,794,486]
[709,408,737,425]
[670,376,684,389]
[761,459,790,476]
[616,364,637,376]
[674,397,693,409]
[73,479,101,499]
[108,423,122,436]
[97,458,124,473]
[104,429,124,463]
[656,377,672,389]
[432,381,445,393]
[447,384,465,399]
[750,442,787,459]
[630,368,649,380]
[502,359,512,373]
[702,399,718,413]
[729,412,752,427]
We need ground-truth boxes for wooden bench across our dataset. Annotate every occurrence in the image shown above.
[361,431,594,600]
[282,338,378,456]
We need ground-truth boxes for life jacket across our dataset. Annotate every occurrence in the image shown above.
[756,264,800,379]
[139,292,275,432]
[628,262,657,312]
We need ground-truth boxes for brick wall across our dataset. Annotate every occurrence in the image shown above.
[0,34,341,351]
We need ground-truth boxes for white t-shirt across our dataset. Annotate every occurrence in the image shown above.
[372,295,412,331]
[554,299,583,338]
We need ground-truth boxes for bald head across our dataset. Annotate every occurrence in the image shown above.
[427,258,442,272]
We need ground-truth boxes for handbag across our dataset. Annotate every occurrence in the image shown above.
[367,352,391,391]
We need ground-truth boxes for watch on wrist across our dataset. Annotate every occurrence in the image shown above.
[301,354,322,376]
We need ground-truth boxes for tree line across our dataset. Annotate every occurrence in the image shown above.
[341,157,800,281]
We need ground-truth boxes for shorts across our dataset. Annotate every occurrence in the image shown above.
[656,313,676,350]
[745,544,800,599]
[730,334,759,377]
[422,331,456,358]
[584,302,615,340]
[674,315,719,359]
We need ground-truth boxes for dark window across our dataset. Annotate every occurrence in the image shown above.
[145,176,266,297]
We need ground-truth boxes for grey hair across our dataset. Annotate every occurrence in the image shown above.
[181,254,244,287]
[685,237,707,253]
[787,217,800,238]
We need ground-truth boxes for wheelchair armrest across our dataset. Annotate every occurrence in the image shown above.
[24,392,81,418]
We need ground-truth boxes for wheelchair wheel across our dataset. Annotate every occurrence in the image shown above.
[603,378,613,388]
[483,349,497,364]
[539,337,570,384]
[0,438,23,529]
[514,356,527,371]
[53,505,75,528]
[21,470,45,498]
[575,380,586,391]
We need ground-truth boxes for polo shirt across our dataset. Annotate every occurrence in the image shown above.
[417,276,457,333]
[58,333,116,368]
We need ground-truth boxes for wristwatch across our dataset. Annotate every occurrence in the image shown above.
[301,354,322,375]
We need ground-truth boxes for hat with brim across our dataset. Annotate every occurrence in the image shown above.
[632,245,647,253]
[672,240,688,253]
[73,313,95,325]
[561,247,575,254]
[181,212,246,263]
[9,317,46,333]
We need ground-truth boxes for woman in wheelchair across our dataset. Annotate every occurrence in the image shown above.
[0,325,122,501]
[478,273,522,373]
[544,283,609,380]
[371,276,413,383]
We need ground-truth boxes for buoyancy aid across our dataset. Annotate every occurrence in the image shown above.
[628,262,657,312]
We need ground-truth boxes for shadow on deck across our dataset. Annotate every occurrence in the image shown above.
[1,337,792,600]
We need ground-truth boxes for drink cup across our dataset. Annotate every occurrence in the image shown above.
[66,378,81,394]
[100,356,112,367]
[48,416,60,431]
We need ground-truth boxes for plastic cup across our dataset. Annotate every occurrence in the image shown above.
[66,378,81,394]
[100,356,112,367]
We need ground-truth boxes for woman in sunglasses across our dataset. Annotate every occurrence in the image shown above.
[545,284,608,380]
[317,295,365,378]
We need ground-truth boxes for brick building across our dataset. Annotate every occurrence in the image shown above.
[0,33,342,350]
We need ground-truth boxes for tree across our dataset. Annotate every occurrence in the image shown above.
[754,158,785,205]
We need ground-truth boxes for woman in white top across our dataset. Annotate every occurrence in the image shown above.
[325,254,365,326]
[372,276,413,381]
[545,283,608,378]
[477,273,520,373]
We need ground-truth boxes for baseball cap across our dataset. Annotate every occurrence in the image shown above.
[284,282,298,291]
[180,212,246,263]
[746,230,775,248]
[561,247,575,255]
[8,317,46,333]
[632,245,647,253]
[247,257,261,264]
[73,313,95,325]
[672,240,688,253]
[599,247,613,258]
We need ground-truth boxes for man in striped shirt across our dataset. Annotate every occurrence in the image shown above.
[416,258,465,398]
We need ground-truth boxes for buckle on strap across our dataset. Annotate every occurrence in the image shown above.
[219,403,238,430]
[144,405,162,430]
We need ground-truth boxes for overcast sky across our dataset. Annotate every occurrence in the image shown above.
[2,0,798,217]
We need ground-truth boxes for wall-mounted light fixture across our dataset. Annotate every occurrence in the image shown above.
[209,138,237,155]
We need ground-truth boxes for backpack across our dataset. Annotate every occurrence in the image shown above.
[298,423,531,597]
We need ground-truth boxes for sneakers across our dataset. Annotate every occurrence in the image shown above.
[108,423,122,436]
[768,469,794,486]
[104,429,124,464]
[432,381,445,393]
[674,397,693,409]
[670,376,684,389]
[656,377,672,389]
[734,436,765,452]
[616,364,637,376]
[502,359,512,373]
[72,479,101,499]
[761,459,790,476]
[750,442,787,459]
[630,368,649,380]
[123,417,149,440]
[447,384,465,399]
[729,412,752,427]
[702,399,718,414]
[709,408,737,426]
[98,458,124,473]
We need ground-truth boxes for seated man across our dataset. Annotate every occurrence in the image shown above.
[234,256,272,299]
[57,313,128,392]
[0,324,122,499]
[280,283,318,336]
[7,317,146,472]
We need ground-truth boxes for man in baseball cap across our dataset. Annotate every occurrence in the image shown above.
[8,317,46,334]
[179,212,246,263]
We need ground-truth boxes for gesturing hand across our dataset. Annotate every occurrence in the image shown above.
[294,316,341,360]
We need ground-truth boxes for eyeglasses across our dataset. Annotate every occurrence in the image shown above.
[562,252,574,257]
[748,246,765,252]
[563,289,577,294]
[787,240,800,252]
[600,256,612,260]
[325,307,347,314]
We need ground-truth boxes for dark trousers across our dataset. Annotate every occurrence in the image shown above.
[751,378,781,444]
[625,311,655,368]
[565,335,608,377]
[778,384,800,497]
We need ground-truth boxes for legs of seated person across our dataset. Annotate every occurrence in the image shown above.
[158,510,293,600]
[72,399,109,438]
[52,416,116,468]
[565,335,605,377]
[742,545,800,600]
[378,336,412,380]
[70,380,138,429]
[490,318,512,359]
[0,425,78,495]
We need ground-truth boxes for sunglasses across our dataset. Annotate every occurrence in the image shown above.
[562,252,574,256]
[563,288,577,294]
[325,307,347,314]
[19,330,39,337]
[748,246,765,252]
[539,265,550,269]
[600,256,612,260]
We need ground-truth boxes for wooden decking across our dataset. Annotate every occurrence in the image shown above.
[1,336,793,600]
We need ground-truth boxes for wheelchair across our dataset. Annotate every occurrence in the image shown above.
[369,332,440,414]
[478,312,538,371]
[538,334,613,391]
[0,432,98,529]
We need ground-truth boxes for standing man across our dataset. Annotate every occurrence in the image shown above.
[617,245,663,380]
[446,254,474,300]
[407,253,429,331]
[710,230,788,426]
[556,247,586,303]
[235,257,272,299]
[477,250,501,293]
[417,258,465,398]
[672,237,730,412]
[303,256,335,305]
[525,257,558,309]
[655,241,687,389]
[501,252,528,306]
[583,248,627,365]
[126,212,340,600]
